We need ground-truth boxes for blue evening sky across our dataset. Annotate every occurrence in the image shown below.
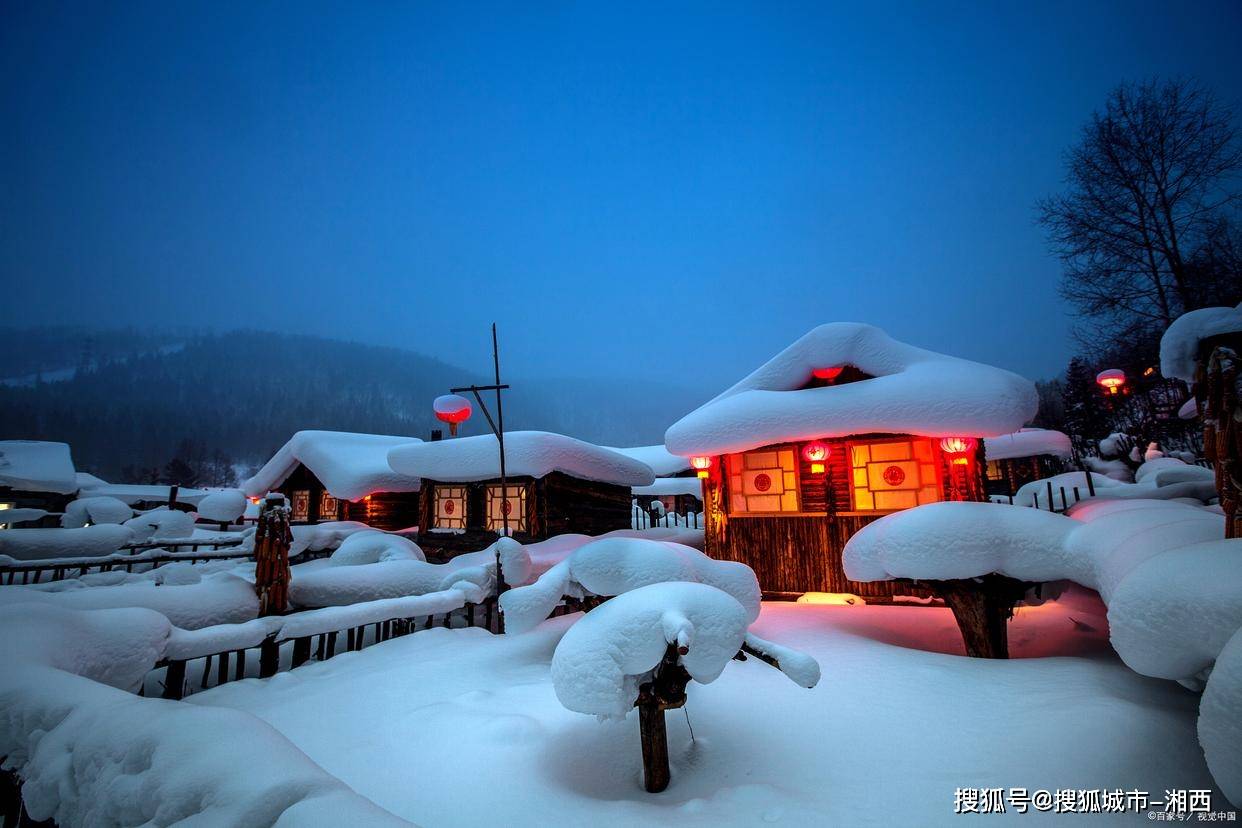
[2,1,1240,390]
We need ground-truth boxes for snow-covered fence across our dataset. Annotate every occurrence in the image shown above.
[0,538,251,585]
[157,590,499,700]
[631,503,702,530]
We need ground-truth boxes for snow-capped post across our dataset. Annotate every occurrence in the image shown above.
[443,323,512,632]
[254,493,293,674]
[550,582,820,794]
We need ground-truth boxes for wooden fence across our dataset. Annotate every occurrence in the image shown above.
[631,505,702,530]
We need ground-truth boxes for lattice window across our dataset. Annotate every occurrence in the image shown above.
[434,485,467,530]
[726,447,800,514]
[485,484,526,534]
[849,438,941,512]
[291,490,310,522]
[319,491,339,520]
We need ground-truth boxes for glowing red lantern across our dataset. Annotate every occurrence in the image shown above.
[433,394,473,436]
[690,455,713,479]
[812,366,845,381]
[1096,368,1126,395]
[802,442,829,462]
[939,436,977,455]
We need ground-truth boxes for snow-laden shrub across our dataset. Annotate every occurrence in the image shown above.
[195,489,247,523]
[552,582,818,719]
[290,520,372,557]
[500,537,761,634]
[124,508,194,542]
[327,530,426,566]
[1200,625,1242,807]
[60,496,134,528]
[0,524,134,561]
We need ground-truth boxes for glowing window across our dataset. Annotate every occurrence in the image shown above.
[849,438,941,512]
[291,490,310,522]
[727,448,800,514]
[485,484,527,534]
[319,491,339,520]
[0,502,12,530]
[434,486,467,529]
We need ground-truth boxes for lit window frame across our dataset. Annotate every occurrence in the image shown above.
[484,483,527,533]
[724,445,803,517]
[846,437,943,514]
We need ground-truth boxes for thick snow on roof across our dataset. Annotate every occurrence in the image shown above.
[0,441,77,494]
[1160,302,1242,382]
[633,477,704,498]
[244,431,423,502]
[77,481,210,505]
[665,323,1038,457]
[983,428,1073,461]
[388,431,655,486]
[605,445,691,477]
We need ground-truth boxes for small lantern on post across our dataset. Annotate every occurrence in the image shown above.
[433,394,473,436]
[690,455,713,479]
[1096,368,1126,396]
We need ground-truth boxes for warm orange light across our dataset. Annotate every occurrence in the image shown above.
[696,469,710,479]
[939,436,977,455]
[810,462,825,474]
[248,496,262,505]
[364,494,373,502]
[812,366,845,381]
[802,442,829,463]
[951,457,969,466]
[1096,368,1126,394]
[690,456,713,470]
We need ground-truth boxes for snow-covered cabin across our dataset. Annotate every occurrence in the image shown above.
[664,323,1037,598]
[981,428,1073,498]
[244,431,423,530]
[609,445,702,517]
[388,431,655,555]
[0,441,79,527]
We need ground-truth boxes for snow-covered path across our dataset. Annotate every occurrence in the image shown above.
[190,594,1220,826]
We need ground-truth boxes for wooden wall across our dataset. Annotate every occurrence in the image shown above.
[278,463,419,530]
[0,487,73,527]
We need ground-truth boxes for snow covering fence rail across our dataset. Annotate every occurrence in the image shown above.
[157,592,499,700]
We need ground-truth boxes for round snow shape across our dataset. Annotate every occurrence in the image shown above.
[1200,625,1242,807]
[433,394,472,424]
[196,490,247,523]
[61,496,134,528]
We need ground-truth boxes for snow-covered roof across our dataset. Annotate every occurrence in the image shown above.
[77,481,211,506]
[606,445,691,477]
[983,428,1073,462]
[0,441,78,494]
[665,323,1038,457]
[633,477,704,498]
[244,431,423,502]
[388,431,655,487]
[1160,302,1242,382]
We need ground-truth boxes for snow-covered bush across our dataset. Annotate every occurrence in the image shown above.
[552,582,818,719]
[326,530,425,566]
[290,520,372,557]
[124,508,195,542]
[60,496,134,528]
[195,489,247,523]
[1200,625,1242,807]
[0,524,134,561]
[500,537,761,634]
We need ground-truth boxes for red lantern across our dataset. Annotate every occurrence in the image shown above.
[939,436,977,455]
[433,394,473,436]
[690,456,713,479]
[812,366,845,381]
[1096,368,1126,395]
[802,442,829,462]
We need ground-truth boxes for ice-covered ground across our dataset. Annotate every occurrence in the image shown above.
[190,592,1221,826]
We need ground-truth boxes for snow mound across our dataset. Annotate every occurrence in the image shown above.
[244,430,423,501]
[1200,625,1242,807]
[1160,301,1242,382]
[290,521,372,557]
[60,495,134,528]
[124,507,195,541]
[665,322,1037,457]
[327,530,426,565]
[1012,465,1217,509]
[605,445,692,477]
[389,431,655,486]
[983,428,1072,461]
[0,440,77,494]
[196,489,247,522]
[0,524,134,561]
[501,537,760,634]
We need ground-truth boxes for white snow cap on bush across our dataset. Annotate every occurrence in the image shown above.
[1160,301,1242,382]
[61,496,134,528]
[389,431,655,486]
[983,428,1072,461]
[123,507,195,541]
[664,323,1037,457]
[244,430,423,501]
[0,440,77,494]
[552,582,818,718]
[501,536,761,634]
[196,489,247,522]
[326,530,426,566]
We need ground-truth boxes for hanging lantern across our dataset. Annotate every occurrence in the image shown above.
[1096,368,1126,395]
[812,366,845,381]
[433,394,473,435]
[690,456,713,479]
[939,436,977,455]
[802,442,829,474]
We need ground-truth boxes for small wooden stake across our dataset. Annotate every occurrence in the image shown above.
[634,644,692,793]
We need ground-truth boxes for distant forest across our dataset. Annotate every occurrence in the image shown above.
[0,328,707,484]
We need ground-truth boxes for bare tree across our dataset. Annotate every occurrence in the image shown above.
[1039,78,1242,351]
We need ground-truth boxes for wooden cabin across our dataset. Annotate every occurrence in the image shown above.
[0,441,79,528]
[243,431,423,530]
[664,323,1037,600]
[611,445,703,522]
[981,428,1073,499]
[388,431,655,557]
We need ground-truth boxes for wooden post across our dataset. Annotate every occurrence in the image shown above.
[929,574,1035,659]
[259,636,280,678]
[291,636,312,668]
[634,643,692,793]
[162,661,187,700]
